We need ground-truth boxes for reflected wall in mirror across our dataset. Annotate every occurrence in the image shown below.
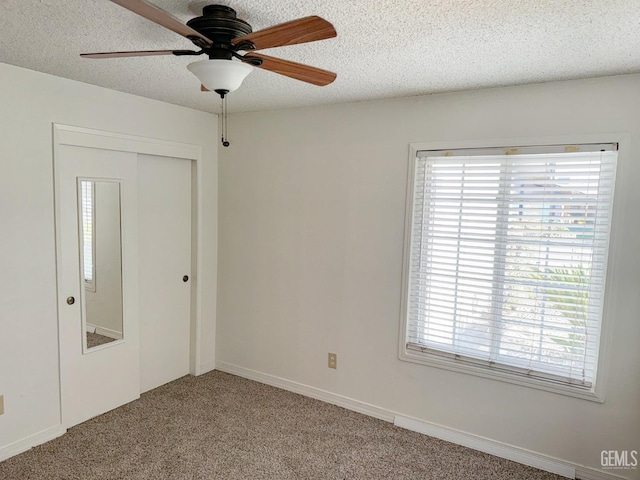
[78,179,124,351]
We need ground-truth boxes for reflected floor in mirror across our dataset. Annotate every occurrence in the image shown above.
[87,332,116,349]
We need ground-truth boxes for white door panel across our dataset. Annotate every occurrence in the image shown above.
[56,145,139,428]
[138,154,192,393]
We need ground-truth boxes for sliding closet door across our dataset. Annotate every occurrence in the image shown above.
[56,145,140,428]
[138,154,192,393]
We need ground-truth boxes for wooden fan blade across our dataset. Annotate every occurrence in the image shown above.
[109,0,212,45]
[81,50,191,59]
[232,16,336,51]
[245,53,336,86]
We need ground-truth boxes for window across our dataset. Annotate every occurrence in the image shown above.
[81,180,96,292]
[400,142,617,400]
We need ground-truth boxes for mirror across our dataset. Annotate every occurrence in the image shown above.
[78,179,124,351]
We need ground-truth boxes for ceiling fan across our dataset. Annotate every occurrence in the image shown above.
[80,0,338,97]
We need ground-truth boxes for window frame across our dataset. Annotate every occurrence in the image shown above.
[399,135,625,402]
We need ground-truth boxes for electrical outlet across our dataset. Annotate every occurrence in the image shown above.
[0,395,4,415]
[328,353,337,369]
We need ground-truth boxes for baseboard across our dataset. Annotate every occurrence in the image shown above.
[395,417,628,480]
[0,424,66,462]
[216,362,630,480]
[197,360,216,376]
[95,326,122,340]
[87,323,122,340]
[215,361,394,422]
[575,466,629,480]
[394,415,575,478]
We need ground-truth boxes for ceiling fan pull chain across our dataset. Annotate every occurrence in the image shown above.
[221,95,230,148]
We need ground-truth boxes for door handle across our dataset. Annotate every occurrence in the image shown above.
[66,296,75,305]
[183,275,189,282]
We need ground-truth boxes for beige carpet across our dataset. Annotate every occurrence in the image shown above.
[0,371,564,479]
[86,332,115,349]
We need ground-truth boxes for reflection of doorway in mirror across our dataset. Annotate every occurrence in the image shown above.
[80,180,123,350]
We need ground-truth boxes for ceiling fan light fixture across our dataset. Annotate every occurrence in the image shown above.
[187,59,253,96]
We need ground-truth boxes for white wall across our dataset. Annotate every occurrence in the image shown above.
[218,74,640,477]
[86,181,123,338]
[0,63,218,455]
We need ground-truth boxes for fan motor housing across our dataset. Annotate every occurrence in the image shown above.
[186,5,252,46]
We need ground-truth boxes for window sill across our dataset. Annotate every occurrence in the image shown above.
[399,347,604,403]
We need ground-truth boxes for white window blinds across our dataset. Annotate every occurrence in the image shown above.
[81,180,95,290]
[406,144,617,388]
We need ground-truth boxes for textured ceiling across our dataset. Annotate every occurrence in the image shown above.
[1,0,639,113]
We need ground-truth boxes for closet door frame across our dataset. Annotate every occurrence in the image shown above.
[53,124,207,387]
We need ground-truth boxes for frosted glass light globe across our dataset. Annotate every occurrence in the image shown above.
[187,59,253,95]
